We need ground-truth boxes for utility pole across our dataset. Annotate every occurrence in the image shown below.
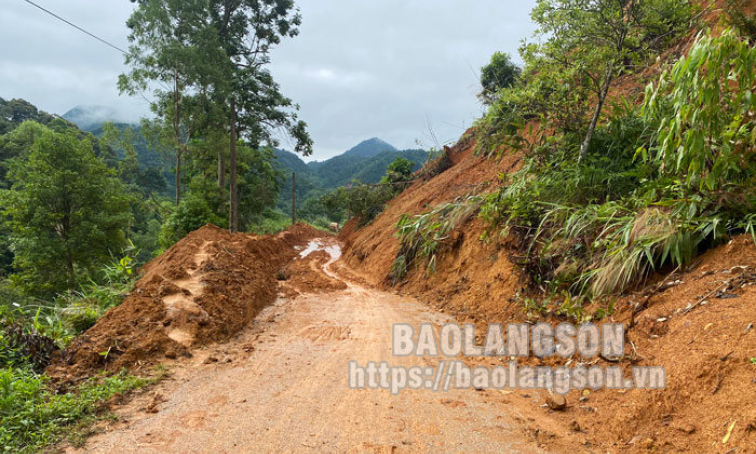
[291,172,296,225]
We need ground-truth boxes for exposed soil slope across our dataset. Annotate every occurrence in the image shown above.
[338,7,756,450]
[339,135,530,325]
[48,223,323,381]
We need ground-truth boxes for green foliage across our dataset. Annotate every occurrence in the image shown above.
[0,368,149,453]
[390,196,482,284]
[0,123,132,297]
[159,195,226,248]
[480,30,756,299]
[247,209,292,235]
[477,0,693,157]
[641,29,756,194]
[321,183,396,226]
[381,157,415,185]
[479,52,521,105]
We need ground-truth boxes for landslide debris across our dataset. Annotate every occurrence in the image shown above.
[48,223,324,381]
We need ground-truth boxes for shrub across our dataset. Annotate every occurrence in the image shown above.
[390,196,482,284]
[480,30,756,299]
[159,195,226,248]
[0,368,149,453]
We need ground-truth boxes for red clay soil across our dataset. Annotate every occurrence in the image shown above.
[280,248,347,298]
[338,133,530,325]
[341,147,756,453]
[47,223,324,382]
[338,15,756,448]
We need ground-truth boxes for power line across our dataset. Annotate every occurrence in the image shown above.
[22,0,128,54]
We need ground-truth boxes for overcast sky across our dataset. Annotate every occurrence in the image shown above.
[1,0,537,160]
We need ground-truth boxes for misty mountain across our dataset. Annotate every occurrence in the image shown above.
[62,105,136,132]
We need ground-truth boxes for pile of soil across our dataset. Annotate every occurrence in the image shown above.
[48,223,324,382]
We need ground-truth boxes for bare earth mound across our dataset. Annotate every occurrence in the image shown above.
[48,223,324,382]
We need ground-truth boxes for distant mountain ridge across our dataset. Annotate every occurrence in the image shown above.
[274,138,428,213]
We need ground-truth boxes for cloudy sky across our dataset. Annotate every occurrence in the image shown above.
[1,0,537,160]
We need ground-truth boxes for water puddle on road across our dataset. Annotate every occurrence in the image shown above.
[299,239,342,262]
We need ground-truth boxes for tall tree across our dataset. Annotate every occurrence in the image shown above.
[210,0,313,231]
[0,123,131,296]
[530,0,692,160]
[119,0,217,205]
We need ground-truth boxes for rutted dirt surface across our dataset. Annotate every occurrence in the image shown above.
[66,239,549,454]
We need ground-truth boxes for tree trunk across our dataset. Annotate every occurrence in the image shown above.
[579,66,614,162]
[218,146,225,190]
[175,150,182,206]
[218,143,226,213]
[173,66,182,205]
[229,99,238,233]
[291,172,296,225]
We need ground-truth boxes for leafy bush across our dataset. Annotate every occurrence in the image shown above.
[322,183,397,226]
[0,368,149,453]
[248,209,291,235]
[159,195,226,248]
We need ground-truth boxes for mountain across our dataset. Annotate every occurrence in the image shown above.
[274,149,312,175]
[340,137,397,158]
[273,139,428,214]
[62,105,136,132]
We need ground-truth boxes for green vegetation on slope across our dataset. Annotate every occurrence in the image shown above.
[391,2,756,323]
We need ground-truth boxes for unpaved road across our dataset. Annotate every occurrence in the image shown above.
[70,242,546,453]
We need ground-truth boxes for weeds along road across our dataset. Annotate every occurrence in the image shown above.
[69,241,547,453]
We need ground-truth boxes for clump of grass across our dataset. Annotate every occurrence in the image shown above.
[390,195,482,284]
[0,368,151,453]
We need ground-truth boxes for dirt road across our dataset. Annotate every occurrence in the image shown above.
[70,241,547,453]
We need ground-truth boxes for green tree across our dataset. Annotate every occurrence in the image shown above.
[119,0,218,206]
[479,52,521,105]
[0,123,131,296]
[210,0,313,231]
[381,157,414,185]
[530,0,692,159]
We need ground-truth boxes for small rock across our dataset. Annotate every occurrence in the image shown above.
[545,392,567,411]
[569,420,582,432]
[203,355,219,364]
[672,422,696,434]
